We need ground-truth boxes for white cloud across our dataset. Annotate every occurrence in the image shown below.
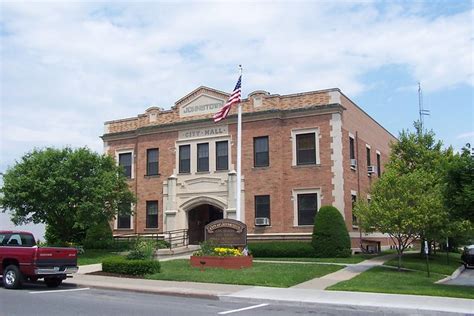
[457,132,474,139]
[0,2,472,171]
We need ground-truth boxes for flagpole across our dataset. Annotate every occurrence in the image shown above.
[236,65,243,222]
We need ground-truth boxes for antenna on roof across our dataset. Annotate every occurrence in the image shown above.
[418,82,430,132]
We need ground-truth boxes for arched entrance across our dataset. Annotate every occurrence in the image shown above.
[188,204,223,244]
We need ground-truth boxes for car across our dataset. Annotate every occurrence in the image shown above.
[461,245,474,269]
[0,231,78,289]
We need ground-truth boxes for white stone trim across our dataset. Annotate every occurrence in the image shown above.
[329,90,341,104]
[292,188,322,227]
[115,148,134,179]
[330,113,344,217]
[366,144,371,149]
[290,128,320,166]
[351,190,357,196]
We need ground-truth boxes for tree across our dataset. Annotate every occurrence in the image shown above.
[0,147,135,245]
[312,205,351,258]
[355,169,439,269]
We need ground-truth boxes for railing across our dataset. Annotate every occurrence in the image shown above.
[113,229,189,251]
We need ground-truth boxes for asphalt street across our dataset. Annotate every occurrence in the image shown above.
[443,268,474,286]
[0,282,402,316]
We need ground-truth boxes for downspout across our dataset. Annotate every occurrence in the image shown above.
[356,131,363,251]
[135,136,139,235]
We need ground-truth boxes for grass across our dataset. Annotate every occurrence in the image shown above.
[255,250,397,264]
[145,259,344,287]
[78,249,124,265]
[328,266,474,299]
[384,252,462,275]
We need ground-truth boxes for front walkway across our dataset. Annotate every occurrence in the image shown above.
[291,254,397,290]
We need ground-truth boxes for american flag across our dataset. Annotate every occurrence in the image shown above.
[213,75,241,123]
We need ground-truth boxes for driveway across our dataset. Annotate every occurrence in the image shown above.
[442,267,474,286]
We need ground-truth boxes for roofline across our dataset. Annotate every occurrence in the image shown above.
[339,91,398,141]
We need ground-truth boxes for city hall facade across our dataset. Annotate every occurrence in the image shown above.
[102,86,397,250]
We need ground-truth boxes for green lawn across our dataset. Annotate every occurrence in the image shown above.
[146,259,343,287]
[78,249,124,265]
[328,266,474,299]
[255,252,394,264]
[384,252,462,275]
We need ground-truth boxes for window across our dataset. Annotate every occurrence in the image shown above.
[255,195,270,223]
[366,146,371,167]
[146,148,159,176]
[146,201,159,229]
[376,152,381,177]
[296,133,316,165]
[179,145,191,173]
[117,203,131,229]
[297,193,318,225]
[119,152,132,179]
[216,141,228,171]
[197,143,209,172]
[254,136,269,167]
[352,194,358,226]
[349,136,355,160]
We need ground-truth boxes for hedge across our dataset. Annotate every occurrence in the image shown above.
[102,257,161,276]
[312,205,351,258]
[248,241,317,258]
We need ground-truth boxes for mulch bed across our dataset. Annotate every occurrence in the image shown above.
[87,271,144,279]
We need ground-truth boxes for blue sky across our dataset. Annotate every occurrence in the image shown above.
[0,1,472,174]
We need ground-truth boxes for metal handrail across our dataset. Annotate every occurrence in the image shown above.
[113,229,189,250]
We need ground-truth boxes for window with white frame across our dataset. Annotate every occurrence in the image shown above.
[117,150,134,179]
[146,201,158,229]
[291,128,320,166]
[293,188,321,226]
[351,191,358,226]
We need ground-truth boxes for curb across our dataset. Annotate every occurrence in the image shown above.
[71,282,220,300]
[436,265,465,284]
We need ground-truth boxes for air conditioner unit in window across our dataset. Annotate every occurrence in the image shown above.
[367,166,376,174]
[255,217,270,226]
[350,159,357,167]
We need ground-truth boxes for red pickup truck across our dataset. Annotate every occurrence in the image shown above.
[0,231,78,289]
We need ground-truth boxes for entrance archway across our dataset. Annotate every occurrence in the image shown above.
[187,204,223,244]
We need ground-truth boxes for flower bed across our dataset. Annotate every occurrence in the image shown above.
[190,246,253,269]
[190,255,253,269]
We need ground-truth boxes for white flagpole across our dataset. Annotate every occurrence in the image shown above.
[236,65,243,222]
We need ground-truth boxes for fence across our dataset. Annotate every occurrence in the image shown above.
[113,229,189,250]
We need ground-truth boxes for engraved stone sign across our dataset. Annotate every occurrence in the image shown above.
[204,219,247,247]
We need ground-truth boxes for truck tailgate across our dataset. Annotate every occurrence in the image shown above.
[35,247,78,274]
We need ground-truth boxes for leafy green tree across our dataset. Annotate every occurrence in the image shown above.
[312,205,351,258]
[355,169,441,269]
[0,147,135,245]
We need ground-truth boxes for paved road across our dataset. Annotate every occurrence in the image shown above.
[0,283,403,316]
[443,268,474,286]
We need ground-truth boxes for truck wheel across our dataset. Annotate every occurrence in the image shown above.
[3,265,23,289]
[44,277,62,288]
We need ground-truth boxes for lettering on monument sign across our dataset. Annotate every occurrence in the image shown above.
[179,126,228,140]
[205,219,247,247]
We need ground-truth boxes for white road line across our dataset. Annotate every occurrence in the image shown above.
[29,287,90,294]
[218,303,269,315]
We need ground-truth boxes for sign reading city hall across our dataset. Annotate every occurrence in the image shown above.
[204,219,247,247]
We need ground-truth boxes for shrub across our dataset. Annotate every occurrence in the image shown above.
[126,238,156,260]
[102,257,161,275]
[312,205,351,257]
[83,221,113,249]
[248,241,316,258]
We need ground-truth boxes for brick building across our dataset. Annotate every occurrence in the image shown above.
[102,86,397,251]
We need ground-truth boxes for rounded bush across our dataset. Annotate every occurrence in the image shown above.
[311,205,351,257]
[102,257,161,276]
[83,221,113,249]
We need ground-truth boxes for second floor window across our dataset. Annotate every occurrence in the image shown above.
[349,136,355,160]
[296,133,316,165]
[146,148,159,176]
[366,147,371,167]
[216,141,228,170]
[179,145,190,173]
[376,152,381,177]
[118,152,132,179]
[254,136,269,167]
[197,143,209,172]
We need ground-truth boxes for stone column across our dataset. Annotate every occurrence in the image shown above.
[226,170,237,219]
[164,175,177,231]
